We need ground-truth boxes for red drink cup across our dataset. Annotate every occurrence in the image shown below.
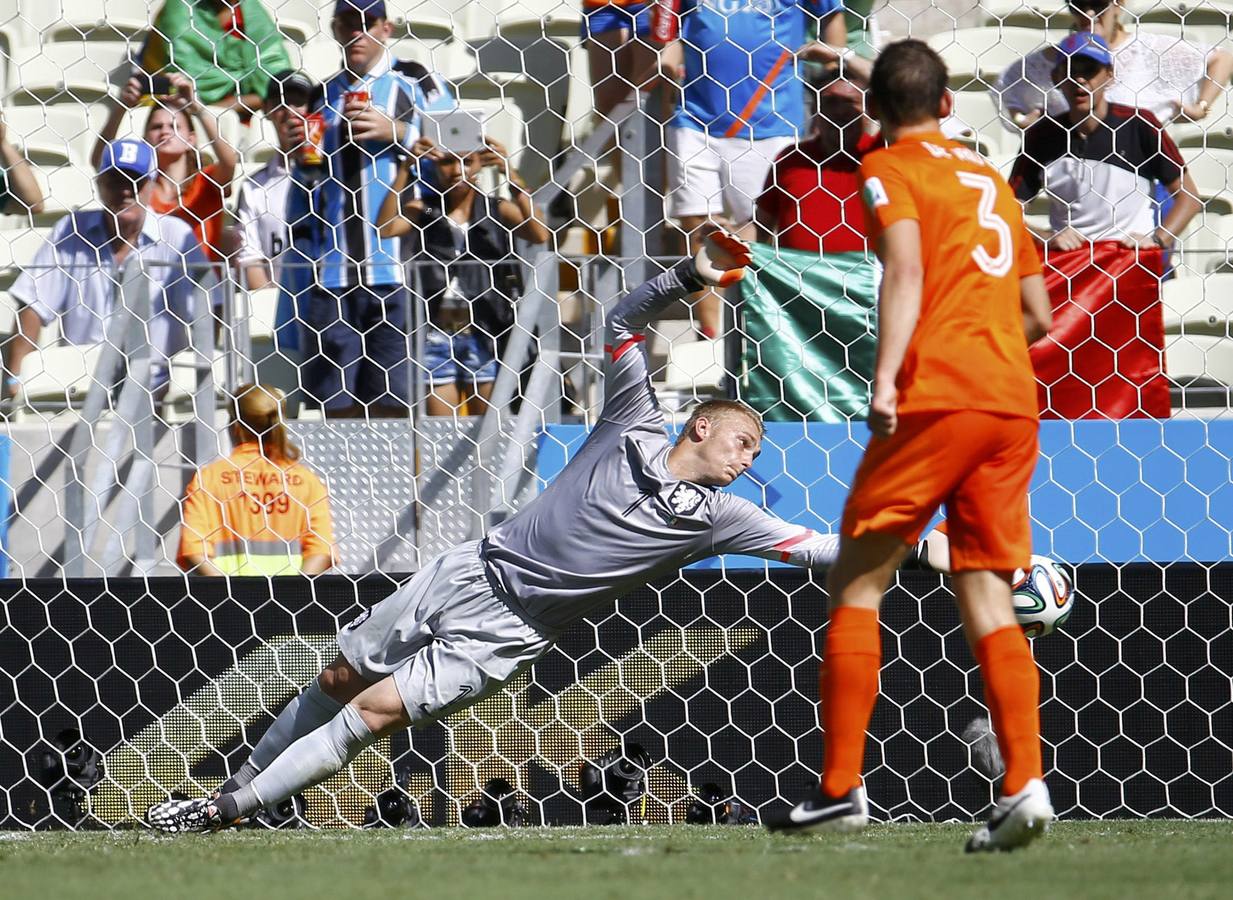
[302,112,326,165]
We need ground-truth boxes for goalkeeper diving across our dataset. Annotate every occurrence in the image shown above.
[147,233,951,833]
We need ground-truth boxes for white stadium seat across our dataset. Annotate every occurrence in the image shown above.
[1,105,102,168]
[38,163,95,220]
[927,27,1051,88]
[1183,148,1233,215]
[388,36,476,83]
[264,0,323,45]
[298,37,341,83]
[664,338,724,394]
[1161,272,1233,335]
[391,13,454,44]
[8,41,136,105]
[1166,332,1233,384]
[163,347,227,408]
[948,89,1012,156]
[18,342,102,408]
[466,0,582,43]
[978,0,1069,28]
[246,286,280,341]
[19,0,150,43]
[239,111,279,165]
[1128,0,1233,27]
[0,223,51,274]
[1177,212,1233,275]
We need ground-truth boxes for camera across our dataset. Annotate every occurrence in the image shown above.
[579,742,652,825]
[683,782,759,825]
[461,777,535,827]
[34,729,104,828]
[362,765,422,828]
[251,793,307,829]
[132,69,173,101]
[363,786,421,829]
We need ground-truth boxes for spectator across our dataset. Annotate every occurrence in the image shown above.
[0,112,45,215]
[651,0,851,338]
[583,1,658,119]
[797,1,879,105]
[141,0,293,114]
[992,0,1233,130]
[232,70,323,394]
[1009,33,1202,253]
[391,53,458,201]
[233,70,318,292]
[300,0,426,418]
[757,75,878,253]
[392,58,457,115]
[93,75,240,262]
[378,138,550,417]
[178,383,336,576]
[1,140,213,399]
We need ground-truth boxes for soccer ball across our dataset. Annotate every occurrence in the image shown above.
[1011,555,1074,638]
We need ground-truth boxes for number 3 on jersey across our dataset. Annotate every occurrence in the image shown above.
[956,172,1012,278]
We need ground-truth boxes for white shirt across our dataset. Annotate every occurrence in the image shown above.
[233,155,293,280]
[993,32,1211,130]
[10,209,216,383]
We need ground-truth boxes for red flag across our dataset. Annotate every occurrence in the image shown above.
[1030,242,1169,419]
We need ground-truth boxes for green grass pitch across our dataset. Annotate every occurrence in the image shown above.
[3,821,1230,900]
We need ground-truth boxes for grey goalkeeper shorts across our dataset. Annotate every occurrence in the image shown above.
[336,540,553,725]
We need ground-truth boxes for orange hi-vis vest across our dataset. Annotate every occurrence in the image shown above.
[177,442,336,575]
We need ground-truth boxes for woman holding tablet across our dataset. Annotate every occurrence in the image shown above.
[378,136,551,417]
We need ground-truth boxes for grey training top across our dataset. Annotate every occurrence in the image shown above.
[481,262,839,634]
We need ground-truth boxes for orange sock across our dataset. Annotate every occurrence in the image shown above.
[820,606,881,798]
[976,625,1043,796]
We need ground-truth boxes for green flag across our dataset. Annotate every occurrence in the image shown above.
[739,243,878,422]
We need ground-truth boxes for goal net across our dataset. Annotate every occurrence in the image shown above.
[0,0,1230,828]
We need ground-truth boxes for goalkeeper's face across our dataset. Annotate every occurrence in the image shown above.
[689,414,763,487]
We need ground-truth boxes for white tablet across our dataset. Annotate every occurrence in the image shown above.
[420,108,486,156]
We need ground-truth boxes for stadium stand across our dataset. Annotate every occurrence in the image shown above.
[926,26,1049,86]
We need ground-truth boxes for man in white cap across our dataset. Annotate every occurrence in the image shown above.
[2,138,214,398]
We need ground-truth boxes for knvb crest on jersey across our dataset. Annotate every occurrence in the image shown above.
[667,483,705,518]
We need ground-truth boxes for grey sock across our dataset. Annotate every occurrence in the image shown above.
[226,704,376,819]
[248,681,344,772]
[218,760,261,795]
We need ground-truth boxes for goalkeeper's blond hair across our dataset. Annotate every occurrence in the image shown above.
[675,400,764,446]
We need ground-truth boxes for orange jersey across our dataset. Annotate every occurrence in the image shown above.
[177,442,336,575]
[860,132,1042,420]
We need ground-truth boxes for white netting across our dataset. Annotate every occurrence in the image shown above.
[0,0,1231,829]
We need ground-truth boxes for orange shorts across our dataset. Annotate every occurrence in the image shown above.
[840,411,1039,572]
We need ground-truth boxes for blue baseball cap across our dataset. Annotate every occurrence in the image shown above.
[1056,32,1114,68]
[334,0,386,18]
[97,139,157,179]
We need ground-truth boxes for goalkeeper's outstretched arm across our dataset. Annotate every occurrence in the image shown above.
[601,232,752,425]
[709,494,953,572]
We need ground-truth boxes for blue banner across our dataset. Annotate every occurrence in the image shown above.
[539,420,1233,566]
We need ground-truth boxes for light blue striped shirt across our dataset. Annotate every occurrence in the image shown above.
[316,55,421,289]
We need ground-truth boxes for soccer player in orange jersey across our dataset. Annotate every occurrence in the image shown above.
[766,40,1056,851]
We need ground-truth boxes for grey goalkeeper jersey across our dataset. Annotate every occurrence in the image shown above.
[481,263,840,634]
